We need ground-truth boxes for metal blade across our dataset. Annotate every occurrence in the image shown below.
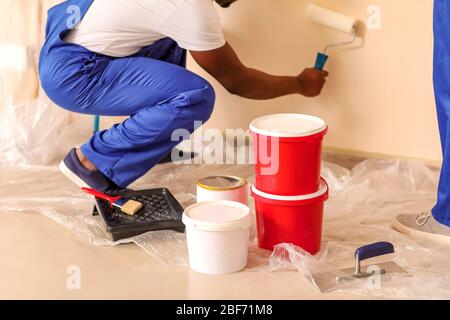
[312,262,409,293]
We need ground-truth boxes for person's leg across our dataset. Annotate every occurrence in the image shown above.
[432,0,450,226]
[393,1,450,243]
[74,56,215,188]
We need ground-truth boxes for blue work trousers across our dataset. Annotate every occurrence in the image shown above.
[39,0,215,187]
[433,0,450,226]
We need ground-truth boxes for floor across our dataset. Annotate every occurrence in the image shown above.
[1,152,447,300]
[0,211,361,300]
[0,152,366,300]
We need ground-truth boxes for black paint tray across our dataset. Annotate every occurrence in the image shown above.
[92,188,185,242]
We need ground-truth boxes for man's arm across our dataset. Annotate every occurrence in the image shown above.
[190,42,328,100]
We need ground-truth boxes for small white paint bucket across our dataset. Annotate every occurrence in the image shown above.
[196,176,248,206]
[182,201,252,275]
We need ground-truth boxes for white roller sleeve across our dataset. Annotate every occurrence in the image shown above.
[306,4,357,34]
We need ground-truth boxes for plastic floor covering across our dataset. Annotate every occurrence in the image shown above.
[1,158,450,299]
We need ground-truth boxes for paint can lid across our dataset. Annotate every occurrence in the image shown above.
[197,176,247,191]
[183,201,252,232]
[250,113,327,138]
[252,178,328,201]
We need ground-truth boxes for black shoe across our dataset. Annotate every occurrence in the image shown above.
[59,148,127,193]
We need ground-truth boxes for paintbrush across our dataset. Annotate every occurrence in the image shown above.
[82,188,143,216]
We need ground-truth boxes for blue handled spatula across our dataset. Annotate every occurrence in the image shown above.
[313,242,409,292]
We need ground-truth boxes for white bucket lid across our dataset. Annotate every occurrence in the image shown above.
[183,201,252,232]
[252,179,328,201]
[250,114,327,138]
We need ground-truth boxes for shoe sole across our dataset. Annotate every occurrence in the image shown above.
[59,160,90,189]
[393,218,450,245]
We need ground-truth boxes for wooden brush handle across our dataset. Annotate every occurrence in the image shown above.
[81,188,121,204]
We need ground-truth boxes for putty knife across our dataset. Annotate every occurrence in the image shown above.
[313,242,408,293]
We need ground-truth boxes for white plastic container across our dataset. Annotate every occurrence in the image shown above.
[182,201,252,275]
[196,176,248,206]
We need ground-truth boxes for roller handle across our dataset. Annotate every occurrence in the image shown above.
[82,187,121,205]
[355,242,395,261]
[314,52,329,70]
[94,115,100,133]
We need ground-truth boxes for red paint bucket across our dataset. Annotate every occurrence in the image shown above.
[250,114,327,196]
[251,178,329,254]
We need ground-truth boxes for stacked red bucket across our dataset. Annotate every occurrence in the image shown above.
[250,114,329,254]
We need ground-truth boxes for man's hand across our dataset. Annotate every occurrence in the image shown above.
[297,68,329,97]
[190,42,329,100]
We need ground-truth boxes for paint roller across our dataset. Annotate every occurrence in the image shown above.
[306,4,358,70]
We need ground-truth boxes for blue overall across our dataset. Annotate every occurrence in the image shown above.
[433,0,450,226]
[39,0,215,187]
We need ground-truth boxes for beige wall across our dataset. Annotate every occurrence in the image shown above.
[2,0,440,163]
[189,0,441,163]
[0,0,42,104]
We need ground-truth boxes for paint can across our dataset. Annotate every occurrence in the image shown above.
[183,201,252,275]
[250,113,327,196]
[197,176,248,205]
[251,178,329,254]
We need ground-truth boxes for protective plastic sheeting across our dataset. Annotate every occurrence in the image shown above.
[1,98,450,299]
[1,156,450,298]
[1,0,445,299]
[262,160,450,299]
[0,98,91,165]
